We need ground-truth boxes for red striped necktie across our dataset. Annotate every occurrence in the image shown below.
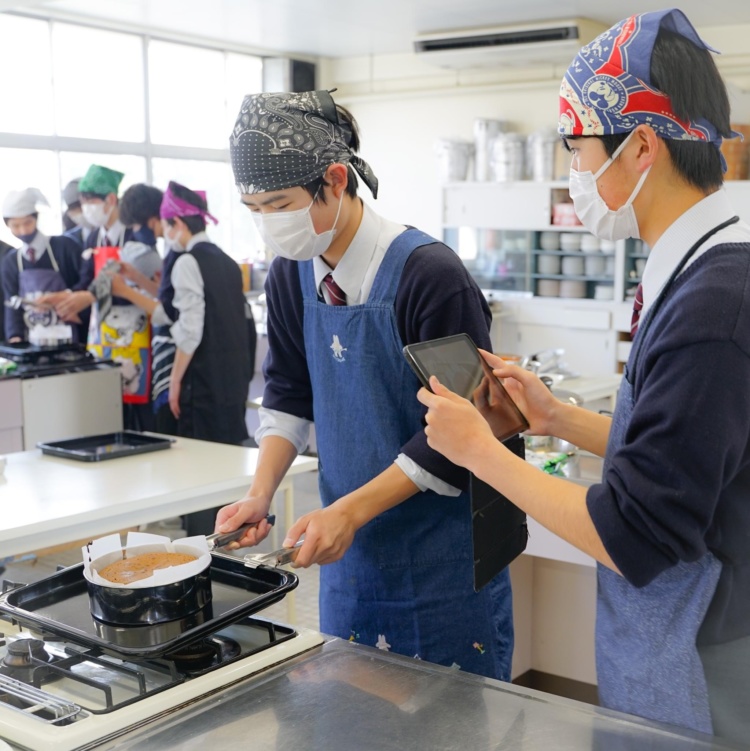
[630,283,643,337]
[27,247,36,264]
[323,273,347,306]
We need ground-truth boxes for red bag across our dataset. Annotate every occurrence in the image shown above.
[93,246,121,276]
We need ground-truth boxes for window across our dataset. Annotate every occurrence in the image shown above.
[225,53,263,134]
[148,41,226,149]
[52,23,145,142]
[0,16,54,136]
[0,13,266,266]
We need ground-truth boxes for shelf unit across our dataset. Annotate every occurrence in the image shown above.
[442,179,750,374]
[442,180,633,302]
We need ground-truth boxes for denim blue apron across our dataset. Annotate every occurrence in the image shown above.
[596,218,738,733]
[16,242,75,341]
[300,228,514,681]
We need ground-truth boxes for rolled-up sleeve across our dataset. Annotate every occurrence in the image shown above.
[256,406,311,454]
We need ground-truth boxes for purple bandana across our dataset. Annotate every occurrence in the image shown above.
[559,9,735,154]
[160,183,218,224]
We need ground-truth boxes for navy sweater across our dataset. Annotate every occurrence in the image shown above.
[262,240,493,491]
[1,236,85,340]
[587,243,750,646]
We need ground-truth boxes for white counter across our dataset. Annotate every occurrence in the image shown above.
[562,373,621,406]
[0,437,318,558]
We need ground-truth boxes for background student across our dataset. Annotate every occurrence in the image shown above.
[1,187,85,343]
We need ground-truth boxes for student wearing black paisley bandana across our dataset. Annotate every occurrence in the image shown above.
[215,89,517,682]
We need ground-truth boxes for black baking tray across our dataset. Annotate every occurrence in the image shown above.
[37,431,174,461]
[0,553,298,659]
[0,341,88,364]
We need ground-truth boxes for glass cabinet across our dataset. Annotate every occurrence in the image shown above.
[443,227,532,292]
[443,180,750,303]
[442,181,632,301]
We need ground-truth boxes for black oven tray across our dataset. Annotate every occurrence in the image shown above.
[0,341,88,364]
[0,553,298,660]
[37,431,174,461]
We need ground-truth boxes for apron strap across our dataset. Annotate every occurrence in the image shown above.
[298,259,318,302]
[16,241,58,272]
[627,216,739,384]
[297,227,437,305]
[368,228,437,305]
[45,242,59,272]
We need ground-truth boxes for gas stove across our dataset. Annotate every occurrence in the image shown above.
[0,554,324,751]
[0,342,102,379]
[0,614,324,751]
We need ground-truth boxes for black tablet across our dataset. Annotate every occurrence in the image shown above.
[404,333,529,443]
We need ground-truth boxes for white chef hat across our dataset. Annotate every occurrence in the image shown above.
[2,188,50,219]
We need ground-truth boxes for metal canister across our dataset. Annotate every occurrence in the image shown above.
[473,118,508,181]
[434,139,474,182]
[490,133,526,182]
[526,130,559,181]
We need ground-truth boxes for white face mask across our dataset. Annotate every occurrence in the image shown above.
[568,130,651,242]
[68,210,87,228]
[252,190,343,261]
[82,201,112,229]
[164,226,184,252]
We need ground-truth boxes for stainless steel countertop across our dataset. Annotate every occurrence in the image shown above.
[104,639,740,750]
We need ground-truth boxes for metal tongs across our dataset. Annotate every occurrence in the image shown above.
[243,539,305,569]
[204,514,275,550]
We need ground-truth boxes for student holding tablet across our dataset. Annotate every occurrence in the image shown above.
[418,9,750,742]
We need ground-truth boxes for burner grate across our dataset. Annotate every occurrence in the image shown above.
[0,673,83,725]
[0,638,183,716]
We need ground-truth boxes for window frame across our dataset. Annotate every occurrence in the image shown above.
[0,12,266,260]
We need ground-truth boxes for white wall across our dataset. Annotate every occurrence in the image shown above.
[321,24,750,241]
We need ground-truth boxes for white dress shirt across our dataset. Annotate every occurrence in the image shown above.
[97,219,126,248]
[169,232,210,355]
[23,231,49,262]
[640,188,750,318]
[257,201,462,497]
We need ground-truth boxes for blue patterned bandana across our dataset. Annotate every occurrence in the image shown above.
[559,9,732,152]
[230,90,378,198]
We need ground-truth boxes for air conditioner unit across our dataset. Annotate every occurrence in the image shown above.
[413,19,607,69]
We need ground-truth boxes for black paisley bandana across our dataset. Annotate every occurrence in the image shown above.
[229,90,378,198]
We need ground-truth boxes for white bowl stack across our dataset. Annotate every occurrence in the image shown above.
[594,284,614,300]
[538,254,561,274]
[561,255,584,275]
[604,256,616,277]
[539,231,560,251]
[559,280,586,298]
[584,254,605,276]
[537,279,560,297]
[580,234,600,253]
[560,233,581,252]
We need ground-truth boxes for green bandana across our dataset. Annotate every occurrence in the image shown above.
[79,164,124,196]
